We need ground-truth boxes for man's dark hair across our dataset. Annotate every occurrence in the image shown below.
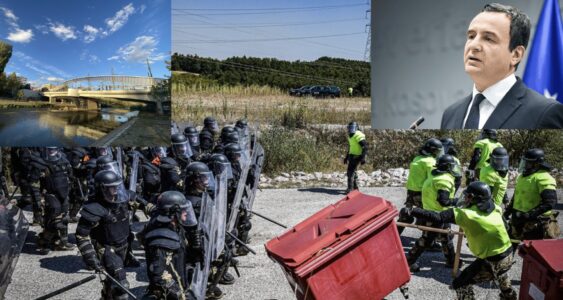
[482,3,531,69]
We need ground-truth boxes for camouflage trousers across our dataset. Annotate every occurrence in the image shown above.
[511,213,560,241]
[397,190,422,234]
[453,250,516,300]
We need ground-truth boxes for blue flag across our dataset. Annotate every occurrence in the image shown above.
[523,0,563,103]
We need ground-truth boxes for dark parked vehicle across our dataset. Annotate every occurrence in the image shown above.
[290,85,340,98]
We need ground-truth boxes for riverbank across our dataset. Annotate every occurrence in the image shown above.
[0,99,52,109]
[99,111,170,146]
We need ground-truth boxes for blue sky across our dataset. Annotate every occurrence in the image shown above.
[0,0,170,87]
[172,0,370,61]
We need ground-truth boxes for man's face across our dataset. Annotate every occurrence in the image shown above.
[464,12,517,90]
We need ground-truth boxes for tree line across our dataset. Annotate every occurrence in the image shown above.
[171,53,371,96]
[0,41,28,99]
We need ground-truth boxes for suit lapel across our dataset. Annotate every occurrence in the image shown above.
[484,79,526,129]
[454,95,472,128]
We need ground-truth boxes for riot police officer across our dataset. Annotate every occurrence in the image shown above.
[505,148,559,243]
[141,191,202,300]
[407,182,517,300]
[160,134,193,192]
[11,147,41,225]
[398,138,443,234]
[344,121,367,194]
[76,170,131,300]
[31,147,74,254]
[199,130,215,156]
[137,147,164,202]
[467,129,503,183]
[440,137,462,192]
[406,154,458,272]
[184,126,201,156]
[201,117,220,143]
[65,147,91,222]
[478,147,509,207]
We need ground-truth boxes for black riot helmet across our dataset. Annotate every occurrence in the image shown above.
[156,191,197,227]
[221,126,236,136]
[208,153,233,178]
[347,121,359,135]
[519,148,551,175]
[96,155,121,177]
[204,116,219,133]
[235,119,248,129]
[222,131,240,144]
[95,147,113,159]
[489,147,509,172]
[44,146,62,161]
[440,137,456,155]
[171,133,193,159]
[224,143,243,163]
[150,146,167,159]
[185,162,215,192]
[480,129,497,141]
[464,181,494,213]
[200,130,214,152]
[435,154,457,174]
[421,138,444,158]
[94,170,127,204]
[183,126,200,147]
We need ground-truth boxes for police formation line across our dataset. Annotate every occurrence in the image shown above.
[6,117,264,300]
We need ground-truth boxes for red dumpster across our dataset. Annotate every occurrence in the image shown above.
[265,190,410,300]
[518,239,563,300]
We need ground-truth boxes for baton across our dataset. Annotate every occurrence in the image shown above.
[226,231,256,255]
[8,186,19,202]
[34,274,97,300]
[100,269,137,299]
[250,211,288,229]
[408,116,425,129]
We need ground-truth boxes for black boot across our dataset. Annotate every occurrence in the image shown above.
[54,228,75,251]
[124,251,141,268]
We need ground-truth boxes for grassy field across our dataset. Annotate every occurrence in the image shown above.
[172,93,370,128]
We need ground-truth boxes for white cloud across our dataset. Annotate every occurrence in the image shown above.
[7,28,33,43]
[108,56,120,61]
[105,3,135,34]
[114,35,166,63]
[0,7,17,26]
[83,25,100,43]
[47,76,64,82]
[34,24,49,34]
[1,7,34,43]
[14,51,72,79]
[80,50,100,63]
[49,22,77,41]
[139,5,146,14]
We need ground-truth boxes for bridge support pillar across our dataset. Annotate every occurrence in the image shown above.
[85,99,99,110]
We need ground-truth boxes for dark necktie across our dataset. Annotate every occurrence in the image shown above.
[464,93,486,129]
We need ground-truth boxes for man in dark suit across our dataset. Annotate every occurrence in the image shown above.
[441,3,563,129]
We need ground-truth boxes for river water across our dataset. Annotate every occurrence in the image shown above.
[0,108,138,146]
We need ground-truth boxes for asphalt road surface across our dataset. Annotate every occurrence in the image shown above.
[5,187,563,300]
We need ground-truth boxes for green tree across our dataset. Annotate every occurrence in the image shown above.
[0,41,12,74]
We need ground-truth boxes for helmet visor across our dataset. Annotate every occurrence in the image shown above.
[347,123,358,134]
[172,141,193,158]
[434,148,445,159]
[194,171,216,191]
[178,202,198,227]
[187,134,200,147]
[451,163,462,177]
[45,147,61,161]
[100,161,122,177]
[490,156,509,172]
[97,147,112,158]
[212,161,233,179]
[151,146,167,158]
[102,181,128,203]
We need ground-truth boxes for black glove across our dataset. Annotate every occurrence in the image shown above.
[360,158,366,165]
[343,156,348,165]
[503,208,512,220]
[84,255,103,272]
[514,211,530,220]
[188,228,204,265]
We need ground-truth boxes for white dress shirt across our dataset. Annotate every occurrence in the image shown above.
[463,74,518,129]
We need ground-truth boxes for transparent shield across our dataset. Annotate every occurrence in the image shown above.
[189,192,215,300]
[179,201,198,227]
[348,123,358,134]
[101,161,122,178]
[435,148,445,159]
[212,172,228,260]
[151,147,167,158]
[246,141,264,211]
[128,152,139,192]
[452,163,462,178]
[518,158,526,174]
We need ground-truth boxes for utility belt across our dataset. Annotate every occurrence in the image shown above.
[486,247,512,262]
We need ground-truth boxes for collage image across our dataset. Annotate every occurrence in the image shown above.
[0,0,562,299]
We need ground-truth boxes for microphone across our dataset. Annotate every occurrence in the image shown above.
[409,116,425,129]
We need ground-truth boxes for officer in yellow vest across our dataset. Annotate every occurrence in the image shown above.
[344,121,367,193]
[478,147,509,207]
[505,148,560,243]
[406,154,459,272]
[407,182,517,300]
[398,138,443,234]
[440,137,462,192]
[467,129,503,184]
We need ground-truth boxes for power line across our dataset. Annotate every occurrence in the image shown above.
[172,18,365,28]
[172,4,366,16]
[173,32,365,44]
[172,3,366,12]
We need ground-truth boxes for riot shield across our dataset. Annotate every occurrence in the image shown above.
[128,152,139,192]
[189,192,215,300]
[226,142,251,232]
[211,171,228,261]
[115,147,123,178]
[245,141,264,212]
[0,196,29,298]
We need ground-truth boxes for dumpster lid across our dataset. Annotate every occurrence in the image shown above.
[521,239,563,273]
[265,190,392,267]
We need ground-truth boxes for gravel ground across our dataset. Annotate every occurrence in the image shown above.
[5,187,562,300]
